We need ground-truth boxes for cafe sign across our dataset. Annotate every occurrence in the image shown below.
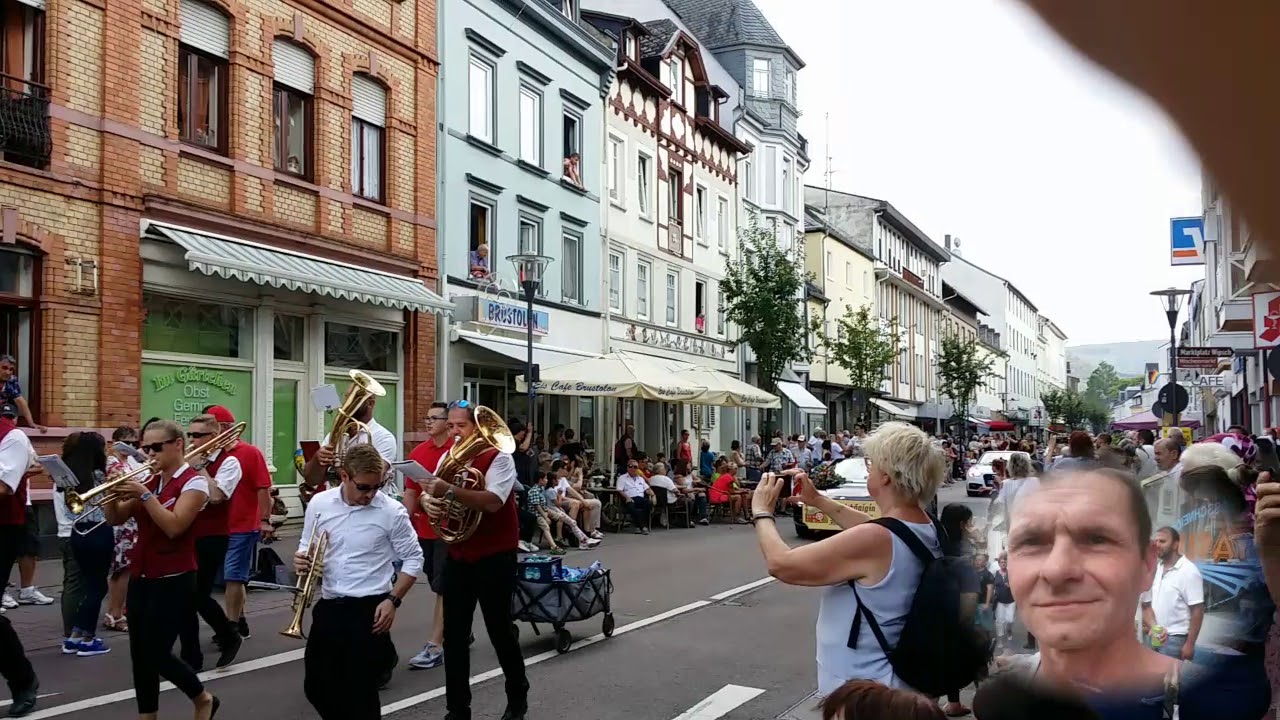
[476,299,548,336]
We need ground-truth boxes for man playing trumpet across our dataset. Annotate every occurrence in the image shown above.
[296,443,422,720]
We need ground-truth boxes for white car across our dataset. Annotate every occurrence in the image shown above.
[967,451,1016,497]
[793,458,879,538]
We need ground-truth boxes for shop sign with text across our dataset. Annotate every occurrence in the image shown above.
[141,363,252,432]
[476,299,548,336]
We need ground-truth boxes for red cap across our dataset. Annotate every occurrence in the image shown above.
[206,405,235,424]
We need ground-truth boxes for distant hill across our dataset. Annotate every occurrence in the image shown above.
[1068,340,1166,380]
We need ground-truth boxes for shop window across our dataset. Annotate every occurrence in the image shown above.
[0,247,37,422]
[273,314,304,361]
[324,322,396,373]
[0,0,48,169]
[142,293,253,359]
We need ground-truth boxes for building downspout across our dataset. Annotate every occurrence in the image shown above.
[435,1,450,404]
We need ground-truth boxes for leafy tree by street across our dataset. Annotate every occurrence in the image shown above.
[820,304,901,425]
[936,331,1001,438]
[720,217,813,397]
[1042,387,1090,429]
[1085,361,1120,403]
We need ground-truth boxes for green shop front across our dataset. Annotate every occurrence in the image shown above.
[140,222,451,512]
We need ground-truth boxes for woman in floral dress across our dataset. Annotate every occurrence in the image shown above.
[102,425,142,631]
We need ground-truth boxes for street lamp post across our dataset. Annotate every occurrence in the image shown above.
[1150,287,1193,429]
[509,252,553,425]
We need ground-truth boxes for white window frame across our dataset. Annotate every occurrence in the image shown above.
[694,277,708,333]
[845,261,852,285]
[716,195,729,250]
[518,216,541,255]
[694,184,709,244]
[636,259,651,320]
[608,250,624,313]
[637,151,653,219]
[608,134,625,204]
[518,84,541,165]
[467,53,495,142]
[742,159,754,201]
[562,231,583,305]
[751,57,770,98]
[715,286,725,336]
[665,270,679,327]
[825,251,834,279]
[782,156,794,212]
[783,68,794,103]
[764,146,777,206]
[668,55,685,106]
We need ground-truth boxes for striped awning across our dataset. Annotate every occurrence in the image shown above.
[147,223,452,315]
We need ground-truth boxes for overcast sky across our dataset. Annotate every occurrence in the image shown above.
[753,0,1206,346]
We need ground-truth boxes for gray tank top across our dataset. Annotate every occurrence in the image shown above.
[815,519,939,695]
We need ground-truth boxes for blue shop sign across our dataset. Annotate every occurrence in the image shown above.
[477,299,549,335]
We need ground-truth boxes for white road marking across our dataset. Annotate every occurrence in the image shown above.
[25,577,773,718]
[0,693,60,708]
[671,685,766,720]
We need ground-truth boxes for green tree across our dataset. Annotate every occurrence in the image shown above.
[1084,398,1113,433]
[1085,361,1120,403]
[1042,387,1089,429]
[936,331,1001,438]
[821,304,901,424]
[721,218,813,399]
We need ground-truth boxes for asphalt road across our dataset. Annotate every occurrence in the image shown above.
[5,482,988,720]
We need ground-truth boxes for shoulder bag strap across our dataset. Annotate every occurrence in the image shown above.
[844,518,934,653]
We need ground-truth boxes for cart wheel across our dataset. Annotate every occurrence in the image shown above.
[511,623,520,642]
[602,613,615,637]
[555,628,572,654]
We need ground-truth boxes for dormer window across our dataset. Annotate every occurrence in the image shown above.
[667,55,685,106]
[624,32,636,61]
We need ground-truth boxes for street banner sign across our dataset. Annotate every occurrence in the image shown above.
[1174,368,1228,387]
[1175,347,1232,369]
[1254,291,1280,348]
[1171,217,1205,266]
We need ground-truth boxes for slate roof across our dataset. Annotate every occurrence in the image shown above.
[640,19,678,59]
[662,0,798,63]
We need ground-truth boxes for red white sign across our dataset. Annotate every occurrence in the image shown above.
[1252,291,1280,348]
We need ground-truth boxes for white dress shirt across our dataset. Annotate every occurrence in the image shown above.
[299,486,424,600]
[204,449,242,500]
[1141,554,1205,635]
[0,426,34,495]
[482,452,516,504]
[323,417,399,494]
[616,473,650,499]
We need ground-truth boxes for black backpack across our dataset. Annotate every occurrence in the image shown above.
[847,517,992,697]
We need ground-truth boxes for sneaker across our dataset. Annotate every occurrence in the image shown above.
[236,616,251,639]
[640,527,650,535]
[582,537,601,549]
[517,540,538,553]
[18,588,54,606]
[62,637,83,655]
[548,547,567,556]
[589,530,604,540]
[698,518,709,525]
[1,593,16,609]
[408,643,443,670]
[215,632,242,669]
[76,638,110,657]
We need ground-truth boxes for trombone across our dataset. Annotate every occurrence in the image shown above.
[66,422,247,532]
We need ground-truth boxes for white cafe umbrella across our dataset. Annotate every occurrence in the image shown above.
[672,366,781,409]
[515,351,706,401]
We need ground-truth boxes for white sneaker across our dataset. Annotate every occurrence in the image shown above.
[1,593,16,609]
[18,588,54,606]
[582,537,602,549]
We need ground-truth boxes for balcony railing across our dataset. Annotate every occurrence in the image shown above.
[0,75,51,169]
[663,221,685,257]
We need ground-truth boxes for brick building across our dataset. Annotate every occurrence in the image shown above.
[0,0,448,533]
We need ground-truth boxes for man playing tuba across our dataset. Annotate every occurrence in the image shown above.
[301,392,397,504]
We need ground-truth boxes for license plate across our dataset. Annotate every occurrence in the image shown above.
[805,500,879,527]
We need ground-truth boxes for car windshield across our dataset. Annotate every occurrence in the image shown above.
[833,458,869,486]
[977,451,1015,466]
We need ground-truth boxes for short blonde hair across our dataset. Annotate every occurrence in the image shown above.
[653,462,667,475]
[1008,451,1034,478]
[342,443,386,480]
[860,422,946,504]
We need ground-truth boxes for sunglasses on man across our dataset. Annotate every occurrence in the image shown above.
[141,437,181,454]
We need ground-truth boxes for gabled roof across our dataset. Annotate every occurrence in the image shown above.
[803,203,874,262]
[942,280,988,318]
[662,0,804,67]
[947,254,1038,313]
[640,19,678,59]
[803,185,948,262]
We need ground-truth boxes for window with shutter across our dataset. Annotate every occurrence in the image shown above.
[271,40,314,177]
[351,74,386,201]
[179,0,229,58]
[177,3,229,153]
[273,39,314,94]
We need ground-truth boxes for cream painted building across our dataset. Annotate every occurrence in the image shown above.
[583,11,751,457]
[803,204,877,429]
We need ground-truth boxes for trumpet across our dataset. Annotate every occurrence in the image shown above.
[66,422,247,532]
[281,530,329,639]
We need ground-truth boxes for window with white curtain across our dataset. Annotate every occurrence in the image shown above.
[636,260,650,319]
[350,74,385,202]
[665,270,679,326]
[716,287,725,335]
[608,136,623,201]
[562,232,582,304]
[519,85,541,164]
[694,185,708,243]
[608,251,623,312]
[751,58,770,97]
[764,146,777,206]
[468,54,494,141]
[637,152,652,217]
[716,196,728,249]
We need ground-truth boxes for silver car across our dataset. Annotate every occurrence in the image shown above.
[966,451,1015,497]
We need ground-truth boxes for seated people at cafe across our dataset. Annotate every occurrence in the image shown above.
[616,461,654,535]
[555,460,602,539]
[669,464,709,524]
[709,462,751,524]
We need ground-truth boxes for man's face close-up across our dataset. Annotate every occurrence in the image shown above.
[0,361,13,381]
[1153,529,1177,561]
[1007,472,1155,652]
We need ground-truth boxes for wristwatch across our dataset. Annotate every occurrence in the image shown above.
[139,491,154,503]
[388,595,402,609]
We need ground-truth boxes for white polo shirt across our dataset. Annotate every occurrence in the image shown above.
[1141,554,1205,635]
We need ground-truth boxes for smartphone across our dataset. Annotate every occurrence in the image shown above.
[392,460,436,482]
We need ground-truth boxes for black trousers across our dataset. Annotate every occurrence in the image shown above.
[624,496,652,527]
[304,596,386,720]
[69,523,113,636]
[0,525,23,599]
[180,534,234,664]
[128,573,204,714]
[0,614,34,697]
[443,551,527,717]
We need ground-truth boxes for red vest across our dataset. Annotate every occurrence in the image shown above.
[0,419,26,526]
[225,442,271,534]
[131,465,202,578]
[447,448,519,562]
[190,450,233,539]
[407,436,456,540]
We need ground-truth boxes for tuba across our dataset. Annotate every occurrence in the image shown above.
[423,406,515,543]
[281,530,329,639]
[326,369,387,465]
[67,422,247,533]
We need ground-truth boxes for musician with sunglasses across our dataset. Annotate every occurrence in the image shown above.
[103,420,219,720]
[416,400,528,720]
[296,443,422,720]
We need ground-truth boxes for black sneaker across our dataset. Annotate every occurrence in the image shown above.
[236,617,251,639]
[8,676,37,717]
[215,632,242,669]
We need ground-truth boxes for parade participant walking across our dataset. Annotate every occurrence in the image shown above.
[62,432,113,658]
[416,402,529,720]
[297,444,422,720]
[104,426,143,632]
[403,402,453,670]
[102,420,219,720]
[0,402,38,717]
[1140,527,1204,660]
